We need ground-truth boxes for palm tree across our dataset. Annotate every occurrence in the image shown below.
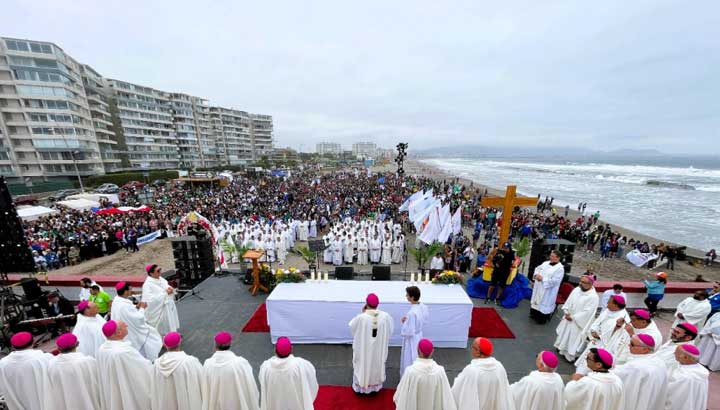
[296,245,318,271]
[409,242,443,274]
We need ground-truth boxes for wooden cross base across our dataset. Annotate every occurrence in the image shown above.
[243,250,269,296]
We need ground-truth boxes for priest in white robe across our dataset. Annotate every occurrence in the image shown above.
[369,235,382,263]
[381,238,392,264]
[78,277,102,301]
[97,320,153,410]
[530,250,565,323]
[344,235,355,263]
[451,337,514,410]
[614,308,663,365]
[152,332,203,410]
[509,351,564,410]
[0,332,53,410]
[565,348,624,410]
[394,339,457,410]
[349,293,394,393]
[671,291,711,332]
[574,295,629,374]
[112,281,163,360]
[654,322,698,371]
[613,334,667,410]
[142,263,180,335]
[46,333,102,410]
[202,331,259,410]
[259,337,318,410]
[400,285,430,376]
[697,311,720,371]
[357,238,369,265]
[665,344,709,410]
[331,236,344,266]
[554,276,599,362]
[72,300,107,358]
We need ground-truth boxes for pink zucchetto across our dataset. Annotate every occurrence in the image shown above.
[611,295,626,306]
[681,343,700,358]
[541,350,559,369]
[214,331,232,346]
[366,293,379,308]
[56,333,78,350]
[636,333,656,348]
[276,336,292,356]
[10,332,32,348]
[102,320,118,338]
[418,338,434,356]
[678,322,698,336]
[595,348,614,368]
[77,300,89,313]
[145,264,155,274]
[633,309,651,320]
[115,281,127,292]
[163,332,182,348]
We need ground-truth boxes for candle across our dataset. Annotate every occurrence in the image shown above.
[425,272,430,283]
[410,273,415,283]
[324,272,329,282]
[310,271,315,281]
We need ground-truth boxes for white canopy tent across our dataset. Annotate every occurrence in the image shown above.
[65,192,119,204]
[56,198,100,211]
[16,205,59,221]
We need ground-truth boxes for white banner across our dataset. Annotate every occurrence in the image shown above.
[137,230,161,246]
[626,249,659,267]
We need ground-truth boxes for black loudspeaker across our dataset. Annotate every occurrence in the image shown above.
[335,266,354,280]
[0,176,35,273]
[20,277,43,300]
[528,239,576,280]
[171,236,214,289]
[565,275,581,286]
[371,265,391,281]
[308,239,326,252]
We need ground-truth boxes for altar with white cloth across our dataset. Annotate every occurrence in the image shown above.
[266,280,473,348]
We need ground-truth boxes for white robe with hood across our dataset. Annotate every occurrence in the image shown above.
[202,350,259,410]
[111,295,162,360]
[96,339,153,410]
[152,351,204,410]
[451,357,514,410]
[47,352,102,410]
[671,297,711,332]
[665,363,708,410]
[72,313,107,358]
[564,371,624,410]
[393,358,457,410]
[555,286,599,361]
[613,354,667,410]
[142,275,180,335]
[697,311,720,371]
[509,370,565,410]
[0,348,53,410]
[349,309,394,393]
[259,354,318,410]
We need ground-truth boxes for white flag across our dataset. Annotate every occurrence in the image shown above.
[419,206,442,245]
[436,207,453,243]
[399,190,424,212]
[451,207,462,234]
[413,199,440,231]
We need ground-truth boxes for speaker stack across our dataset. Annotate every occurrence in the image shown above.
[335,266,354,280]
[371,265,391,281]
[0,176,35,275]
[528,238,576,281]
[171,233,215,290]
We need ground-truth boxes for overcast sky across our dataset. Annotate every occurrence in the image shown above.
[3,0,719,154]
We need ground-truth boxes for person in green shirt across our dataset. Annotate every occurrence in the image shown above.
[88,285,112,317]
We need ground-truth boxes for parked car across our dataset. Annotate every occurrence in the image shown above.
[151,179,167,187]
[122,181,146,190]
[95,183,120,194]
[48,189,80,202]
[14,195,39,206]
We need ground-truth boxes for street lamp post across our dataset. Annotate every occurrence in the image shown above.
[70,150,85,193]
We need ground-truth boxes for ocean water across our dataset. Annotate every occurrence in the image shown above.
[422,158,720,252]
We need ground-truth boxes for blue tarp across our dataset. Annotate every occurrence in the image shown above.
[466,274,533,309]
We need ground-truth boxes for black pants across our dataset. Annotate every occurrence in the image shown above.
[530,308,552,324]
[644,297,661,314]
[666,258,674,270]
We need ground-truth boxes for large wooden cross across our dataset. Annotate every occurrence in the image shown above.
[480,185,537,246]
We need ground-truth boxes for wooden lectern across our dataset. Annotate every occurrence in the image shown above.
[243,249,268,296]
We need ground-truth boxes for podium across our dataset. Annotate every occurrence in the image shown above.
[243,249,268,296]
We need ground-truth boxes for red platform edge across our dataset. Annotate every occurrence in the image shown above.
[594,280,710,294]
[3,274,145,288]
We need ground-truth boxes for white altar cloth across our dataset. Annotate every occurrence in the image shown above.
[266,280,473,348]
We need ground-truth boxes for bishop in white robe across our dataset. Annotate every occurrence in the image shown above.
[451,337,514,410]
[614,308,663,365]
[142,264,180,335]
[671,291,711,332]
[259,337,318,410]
[152,332,204,410]
[46,333,102,410]
[394,339,457,410]
[72,300,107,358]
[400,286,430,376]
[530,251,565,323]
[574,295,629,374]
[509,351,564,410]
[613,334,667,410]
[697,311,720,371]
[665,344,709,410]
[97,320,153,410]
[112,282,163,360]
[0,332,53,410]
[565,348,624,410]
[202,332,260,410]
[554,277,599,361]
[654,322,698,371]
[349,293,395,393]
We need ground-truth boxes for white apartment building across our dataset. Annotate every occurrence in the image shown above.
[81,64,122,172]
[352,141,377,159]
[316,142,342,155]
[209,106,253,165]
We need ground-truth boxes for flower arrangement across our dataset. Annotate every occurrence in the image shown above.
[432,270,465,285]
[274,267,306,284]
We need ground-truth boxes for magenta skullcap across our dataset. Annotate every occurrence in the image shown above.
[611,294,626,306]
[163,332,182,348]
[102,320,118,338]
[595,348,613,368]
[214,331,232,346]
[145,264,155,274]
[418,338,434,356]
[681,343,700,358]
[77,300,89,313]
[636,333,656,348]
[10,332,32,348]
[56,333,78,350]
[366,293,379,308]
[115,281,127,292]
[678,322,698,336]
[541,350,559,368]
[633,309,651,320]
[276,336,292,356]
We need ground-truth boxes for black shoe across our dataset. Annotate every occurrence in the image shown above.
[484,298,490,304]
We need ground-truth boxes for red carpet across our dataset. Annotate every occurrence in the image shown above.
[314,385,396,410]
[468,307,515,338]
[241,303,270,332]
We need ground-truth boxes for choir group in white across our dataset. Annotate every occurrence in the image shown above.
[216,218,316,265]
[322,218,406,266]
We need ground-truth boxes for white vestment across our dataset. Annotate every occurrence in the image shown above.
[349,309,394,393]
[357,240,369,265]
[665,363,709,410]
[381,240,392,264]
[331,240,344,265]
[613,354,667,410]
[564,371,624,410]
[0,349,53,410]
[344,239,354,263]
[394,358,457,410]
[697,311,720,371]
[152,351,204,410]
[111,296,162,360]
[614,320,663,366]
[530,261,565,314]
[369,239,382,262]
[202,350,259,410]
[400,303,430,376]
[97,340,153,410]
[555,287,599,361]
[575,308,630,374]
[451,357,514,410]
[47,352,102,410]
[599,290,627,313]
[653,340,683,372]
[142,275,180,335]
[509,370,565,410]
[430,256,444,270]
[671,297,711,332]
[392,241,403,263]
[72,313,107,358]
[259,355,318,410]
[79,282,102,301]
